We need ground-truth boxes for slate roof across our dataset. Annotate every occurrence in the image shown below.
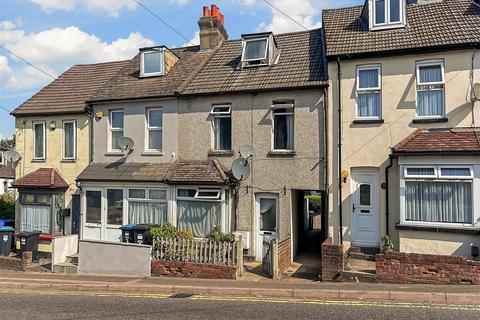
[77,160,227,185]
[12,168,69,189]
[392,128,480,154]
[183,29,327,95]
[12,61,130,116]
[323,0,480,58]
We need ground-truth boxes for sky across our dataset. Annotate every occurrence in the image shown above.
[0,0,362,139]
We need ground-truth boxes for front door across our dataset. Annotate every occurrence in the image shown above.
[351,170,379,247]
[255,194,279,261]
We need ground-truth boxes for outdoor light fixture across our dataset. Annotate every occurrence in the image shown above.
[50,120,56,130]
[341,170,349,183]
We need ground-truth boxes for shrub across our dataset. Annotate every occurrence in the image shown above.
[208,226,235,243]
[148,223,177,239]
[0,194,15,220]
[381,235,394,253]
[177,229,193,240]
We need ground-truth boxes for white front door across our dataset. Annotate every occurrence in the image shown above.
[351,170,379,247]
[255,193,279,261]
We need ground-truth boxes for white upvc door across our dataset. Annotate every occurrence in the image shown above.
[351,170,379,247]
[82,189,103,241]
[255,193,279,261]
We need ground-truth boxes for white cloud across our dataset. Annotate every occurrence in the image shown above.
[182,31,200,47]
[0,20,154,92]
[30,0,138,17]
[168,0,189,5]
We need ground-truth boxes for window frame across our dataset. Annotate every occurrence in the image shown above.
[145,107,163,152]
[241,37,269,63]
[372,0,405,28]
[62,120,76,160]
[0,151,5,166]
[109,109,124,152]
[140,49,165,77]
[33,121,46,160]
[356,65,382,120]
[271,103,294,152]
[176,188,223,202]
[415,60,446,119]
[210,104,232,151]
[127,188,167,203]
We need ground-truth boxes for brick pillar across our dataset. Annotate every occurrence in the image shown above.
[21,251,32,270]
[321,238,344,281]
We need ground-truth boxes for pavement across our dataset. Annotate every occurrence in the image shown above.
[1,271,480,306]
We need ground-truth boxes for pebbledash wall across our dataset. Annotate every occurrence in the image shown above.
[178,89,325,260]
[327,49,480,256]
[15,114,90,235]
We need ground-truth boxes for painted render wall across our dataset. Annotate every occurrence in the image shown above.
[91,99,178,164]
[15,114,90,234]
[178,89,325,257]
[327,49,480,255]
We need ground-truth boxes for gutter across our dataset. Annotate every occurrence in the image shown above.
[337,57,343,245]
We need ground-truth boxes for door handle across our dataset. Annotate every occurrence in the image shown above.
[352,203,356,212]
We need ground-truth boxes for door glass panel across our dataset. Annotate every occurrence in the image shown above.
[259,198,277,232]
[107,189,123,225]
[359,184,371,206]
[86,191,101,224]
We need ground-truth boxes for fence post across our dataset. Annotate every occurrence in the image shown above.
[236,236,244,278]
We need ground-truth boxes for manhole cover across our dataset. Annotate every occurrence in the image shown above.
[169,293,195,299]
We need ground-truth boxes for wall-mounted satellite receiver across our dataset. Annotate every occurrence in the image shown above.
[239,145,256,159]
[3,149,22,169]
[118,136,135,153]
[474,83,480,101]
[231,157,251,181]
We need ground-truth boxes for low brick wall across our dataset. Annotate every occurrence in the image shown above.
[0,252,32,272]
[321,238,344,281]
[277,237,292,277]
[376,252,480,285]
[151,260,237,280]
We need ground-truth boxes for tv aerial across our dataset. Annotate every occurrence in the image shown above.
[118,136,135,154]
[231,157,251,181]
[239,145,255,159]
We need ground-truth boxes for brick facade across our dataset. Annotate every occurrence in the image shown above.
[376,252,480,285]
[277,237,292,277]
[321,238,344,281]
[151,259,237,279]
[0,251,32,272]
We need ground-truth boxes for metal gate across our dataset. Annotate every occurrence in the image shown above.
[262,236,276,278]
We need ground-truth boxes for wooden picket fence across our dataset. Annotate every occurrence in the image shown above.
[152,237,243,268]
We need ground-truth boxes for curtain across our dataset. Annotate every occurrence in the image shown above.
[64,122,74,158]
[21,205,51,233]
[419,65,442,83]
[214,117,232,150]
[358,92,380,117]
[260,198,276,232]
[177,200,221,238]
[358,69,379,89]
[128,201,167,225]
[406,167,435,176]
[274,114,294,150]
[245,40,267,60]
[417,90,443,116]
[405,181,472,224]
[34,124,44,158]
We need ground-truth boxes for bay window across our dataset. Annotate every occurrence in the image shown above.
[402,166,474,225]
[109,110,124,150]
[272,102,294,151]
[356,65,381,119]
[210,105,232,151]
[416,61,445,118]
[128,188,168,225]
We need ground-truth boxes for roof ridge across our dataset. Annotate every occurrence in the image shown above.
[73,59,132,67]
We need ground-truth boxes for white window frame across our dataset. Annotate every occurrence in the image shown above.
[145,108,163,152]
[62,120,76,160]
[140,49,165,77]
[210,104,232,151]
[356,65,382,120]
[0,152,5,166]
[371,0,406,29]
[400,164,476,228]
[415,60,445,119]
[109,110,124,152]
[403,166,437,179]
[241,37,269,62]
[271,103,294,152]
[33,121,46,160]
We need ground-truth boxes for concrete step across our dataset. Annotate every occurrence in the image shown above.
[53,262,78,275]
[66,254,79,265]
[343,270,376,283]
[349,252,375,262]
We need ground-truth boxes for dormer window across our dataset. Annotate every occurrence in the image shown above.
[140,47,165,77]
[241,32,279,68]
[369,0,406,30]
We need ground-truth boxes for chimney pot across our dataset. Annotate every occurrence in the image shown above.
[198,4,228,50]
[203,6,210,16]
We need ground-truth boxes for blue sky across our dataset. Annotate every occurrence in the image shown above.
[0,0,362,139]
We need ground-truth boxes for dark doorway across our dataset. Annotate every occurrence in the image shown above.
[71,194,80,235]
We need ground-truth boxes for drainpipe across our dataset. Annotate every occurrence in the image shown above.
[384,154,394,236]
[323,86,329,240]
[337,57,343,245]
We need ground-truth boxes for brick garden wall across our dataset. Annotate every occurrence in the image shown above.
[376,252,480,285]
[0,252,32,272]
[277,237,292,277]
[151,259,237,280]
[321,238,344,281]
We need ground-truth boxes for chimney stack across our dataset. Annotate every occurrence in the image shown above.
[198,4,228,50]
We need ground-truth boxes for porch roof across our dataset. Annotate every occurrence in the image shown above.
[392,128,480,156]
[12,168,69,189]
[76,160,228,185]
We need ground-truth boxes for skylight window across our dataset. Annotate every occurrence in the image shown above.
[140,49,164,77]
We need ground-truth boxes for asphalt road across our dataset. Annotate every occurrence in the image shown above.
[1,291,479,320]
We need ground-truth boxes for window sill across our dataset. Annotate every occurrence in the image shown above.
[61,159,76,163]
[104,152,124,157]
[352,119,384,125]
[396,223,480,234]
[412,117,448,124]
[267,150,296,158]
[31,159,46,163]
[208,150,234,157]
[141,151,164,156]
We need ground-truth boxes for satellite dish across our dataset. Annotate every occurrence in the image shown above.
[231,157,251,181]
[474,83,480,101]
[4,150,21,162]
[117,136,134,153]
[239,145,256,159]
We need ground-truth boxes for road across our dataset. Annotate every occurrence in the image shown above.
[1,291,479,320]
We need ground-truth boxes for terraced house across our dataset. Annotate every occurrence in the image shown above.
[323,0,480,259]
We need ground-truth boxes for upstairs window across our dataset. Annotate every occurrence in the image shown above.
[0,152,4,166]
[33,121,46,160]
[416,60,445,118]
[62,120,76,160]
[372,0,405,29]
[140,49,164,77]
[243,38,268,61]
[210,105,232,151]
[271,102,294,151]
[109,110,124,151]
[146,108,163,151]
[356,65,382,119]
[241,33,277,67]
